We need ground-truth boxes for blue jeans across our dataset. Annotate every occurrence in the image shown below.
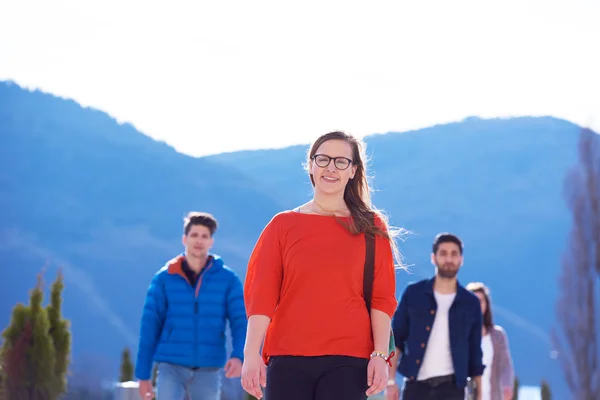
[156,362,223,400]
[220,374,244,400]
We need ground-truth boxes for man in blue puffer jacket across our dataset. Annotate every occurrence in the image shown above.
[135,211,248,400]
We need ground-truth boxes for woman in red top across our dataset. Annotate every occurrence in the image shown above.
[241,131,402,400]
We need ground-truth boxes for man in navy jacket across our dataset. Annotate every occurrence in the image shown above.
[135,212,248,400]
[387,233,484,400]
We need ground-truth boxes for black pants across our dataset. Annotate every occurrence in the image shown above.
[265,355,369,400]
[401,375,464,400]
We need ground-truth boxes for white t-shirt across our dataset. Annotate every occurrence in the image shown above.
[417,291,457,380]
[481,333,494,400]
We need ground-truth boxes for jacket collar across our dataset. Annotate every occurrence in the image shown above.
[167,253,223,276]
[424,275,468,303]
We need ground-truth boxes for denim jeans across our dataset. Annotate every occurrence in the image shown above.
[156,362,223,400]
[220,374,244,400]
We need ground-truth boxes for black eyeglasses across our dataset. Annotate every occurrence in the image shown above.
[312,154,353,170]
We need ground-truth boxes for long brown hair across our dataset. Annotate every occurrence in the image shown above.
[305,131,406,268]
[466,282,494,329]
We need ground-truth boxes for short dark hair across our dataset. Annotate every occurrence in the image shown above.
[466,282,494,329]
[432,232,463,254]
[183,212,218,236]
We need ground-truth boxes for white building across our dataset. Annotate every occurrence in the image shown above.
[519,385,542,400]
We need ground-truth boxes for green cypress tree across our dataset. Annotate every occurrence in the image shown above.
[1,273,56,399]
[28,272,56,399]
[541,379,551,400]
[0,365,5,400]
[1,304,32,399]
[1,272,62,399]
[0,365,6,400]
[46,268,71,397]
[120,348,134,382]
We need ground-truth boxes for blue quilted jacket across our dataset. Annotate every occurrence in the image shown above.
[134,254,247,380]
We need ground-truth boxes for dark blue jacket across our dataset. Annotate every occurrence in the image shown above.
[134,254,247,380]
[392,277,484,388]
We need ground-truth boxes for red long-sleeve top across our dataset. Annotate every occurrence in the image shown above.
[244,210,398,364]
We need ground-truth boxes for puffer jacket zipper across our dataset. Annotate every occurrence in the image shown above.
[192,259,214,366]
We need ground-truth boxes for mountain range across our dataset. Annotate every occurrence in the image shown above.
[0,80,584,398]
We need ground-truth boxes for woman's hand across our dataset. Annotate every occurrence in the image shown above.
[366,356,389,397]
[241,353,267,399]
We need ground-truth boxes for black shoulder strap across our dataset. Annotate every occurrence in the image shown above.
[363,214,376,313]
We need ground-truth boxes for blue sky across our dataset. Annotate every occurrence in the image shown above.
[1,0,598,157]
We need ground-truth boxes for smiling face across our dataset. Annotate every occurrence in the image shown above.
[309,139,357,197]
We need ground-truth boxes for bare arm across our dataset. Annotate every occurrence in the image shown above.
[371,309,392,353]
[243,315,271,358]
